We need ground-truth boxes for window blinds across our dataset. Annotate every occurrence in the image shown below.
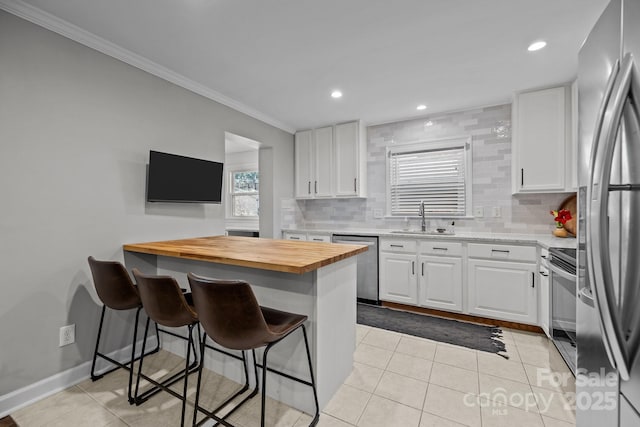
[389,146,467,217]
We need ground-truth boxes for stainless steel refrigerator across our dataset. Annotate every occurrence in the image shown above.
[578,0,640,425]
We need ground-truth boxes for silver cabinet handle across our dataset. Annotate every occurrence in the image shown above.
[587,53,633,381]
[315,181,318,194]
[539,271,549,277]
[433,247,448,251]
[390,244,404,248]
[312,238,324,242]
[308,181,311,194]
[412,261,415,275]
[491,249,510,254]
[354,178,357,192]
[421,262,424,276]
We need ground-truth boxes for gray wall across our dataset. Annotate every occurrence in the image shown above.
[290,105,573,234]
[0,11,293,396]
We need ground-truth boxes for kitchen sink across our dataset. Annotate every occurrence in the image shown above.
[390,230,455,236]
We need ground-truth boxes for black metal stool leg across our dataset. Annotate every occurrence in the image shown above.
[90,305,107,381]
[260,345,274,427]
[192,331,208,427]
[134,316,151,404]
[180,324,194,427]
[301,325,320,426]
[127,306,142,404]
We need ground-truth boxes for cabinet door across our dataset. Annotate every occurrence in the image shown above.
[294,130,313,198]
[467,259,537,324]
[379,252,417,304]
[334,121,359,196]
[513,86,566,193]
[418,256,462,312]
[419,255,463,312]
[313,126,333,197]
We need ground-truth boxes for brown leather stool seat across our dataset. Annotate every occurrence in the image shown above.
[87,256,161,404]
[188,273,319,427]
[132,269,200,427]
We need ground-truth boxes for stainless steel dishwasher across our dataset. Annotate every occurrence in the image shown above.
[331,234,379,305]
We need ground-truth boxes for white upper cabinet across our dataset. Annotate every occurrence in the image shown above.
[295,126,333,198]
[294,130,313,198]
[334,121,367,197]
[313,126,334,198]
[294,121,367,199]
[512,85,575,194]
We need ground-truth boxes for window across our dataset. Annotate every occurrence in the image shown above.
[229,170,259,217]
[386,137,472,217]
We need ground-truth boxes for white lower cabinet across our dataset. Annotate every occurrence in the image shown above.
[419,255,463,312]
[379,252,418,304]
[378,238,542,326]
[467,259,537,324]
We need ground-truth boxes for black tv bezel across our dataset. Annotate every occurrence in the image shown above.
[146,150,224,204]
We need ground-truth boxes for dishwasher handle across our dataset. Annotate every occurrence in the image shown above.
[333,240,376,246]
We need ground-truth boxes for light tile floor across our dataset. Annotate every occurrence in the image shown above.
[11,325,576,427]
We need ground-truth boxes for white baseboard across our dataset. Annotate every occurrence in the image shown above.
[0,336,158,419]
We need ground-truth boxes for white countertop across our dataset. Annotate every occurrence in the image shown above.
[282,227,577,249]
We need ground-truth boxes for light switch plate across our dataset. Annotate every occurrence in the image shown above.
[492,207,501,218]
[473,206,484,218]
[373,209,384,219]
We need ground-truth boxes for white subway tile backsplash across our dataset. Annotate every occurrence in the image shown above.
[288,104,573,235]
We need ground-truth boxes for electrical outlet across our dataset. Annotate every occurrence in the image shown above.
[492,207,502,218]
[473,206,484,217]
[59,324,75,347]
[373,209,384,219]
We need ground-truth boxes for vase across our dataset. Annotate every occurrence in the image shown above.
[553,227,569,238]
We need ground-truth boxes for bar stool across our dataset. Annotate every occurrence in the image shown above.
[187,273,320,427]
[87,256,161,404]
[132,269,200,427]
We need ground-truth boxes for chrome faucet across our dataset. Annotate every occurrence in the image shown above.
[419,200,427,232]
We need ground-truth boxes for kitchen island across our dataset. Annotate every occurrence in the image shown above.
[123,236,367,413]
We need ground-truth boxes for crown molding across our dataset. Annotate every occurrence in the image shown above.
[0,0,296,134]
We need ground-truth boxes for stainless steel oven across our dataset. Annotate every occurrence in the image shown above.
[549,247,577,374]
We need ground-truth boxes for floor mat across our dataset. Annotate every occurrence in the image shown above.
[357,303,507,357]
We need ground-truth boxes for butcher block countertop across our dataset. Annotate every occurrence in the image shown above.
[123,235,368,274]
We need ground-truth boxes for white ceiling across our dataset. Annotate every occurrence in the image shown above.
[3,0,608,133]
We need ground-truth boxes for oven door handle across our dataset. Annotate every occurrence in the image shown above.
[579,287,595,307]
[548,262,577,282]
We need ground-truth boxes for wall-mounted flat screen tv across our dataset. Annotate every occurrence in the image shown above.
[147,150,224,203]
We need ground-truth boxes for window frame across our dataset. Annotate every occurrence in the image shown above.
[228,168,259,218]
[385,136,473,218]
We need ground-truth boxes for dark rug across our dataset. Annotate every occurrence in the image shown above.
[357,303,507,357]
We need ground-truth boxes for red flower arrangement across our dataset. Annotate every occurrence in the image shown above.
[550,209,572,228]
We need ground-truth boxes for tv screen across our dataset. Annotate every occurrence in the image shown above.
[147,150,224,203]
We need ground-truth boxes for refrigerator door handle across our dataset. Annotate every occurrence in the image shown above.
[587,53,634,381]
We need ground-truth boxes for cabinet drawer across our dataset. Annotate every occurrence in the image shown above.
[468,243,536,262]
[380,239,417,253]
[308,234,330,243]
[284,232,307,241]
[419,241,463,256]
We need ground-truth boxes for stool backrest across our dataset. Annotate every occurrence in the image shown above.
[88,256,141,310]
[187,273,269,350]
[132,269,198,328]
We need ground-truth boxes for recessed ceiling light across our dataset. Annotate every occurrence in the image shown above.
[331,90,342,99]
[527,41,547,52]
[417,104,427,110]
